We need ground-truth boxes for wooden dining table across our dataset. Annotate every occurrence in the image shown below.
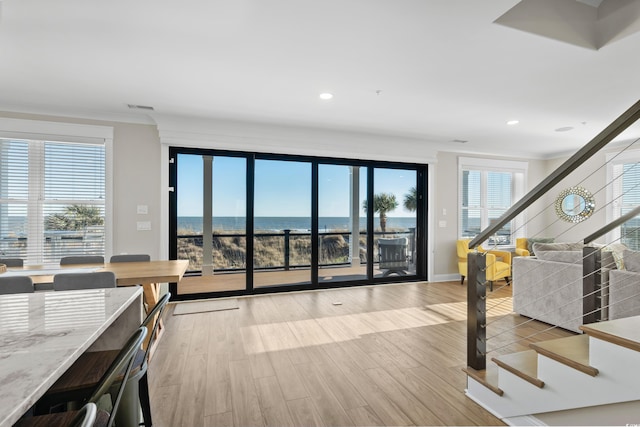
[6,259,189,352]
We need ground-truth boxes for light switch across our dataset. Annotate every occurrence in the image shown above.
[442,208,447,216]
[439,220,447,228]
[137,221,151,231]
[137,205,148,214]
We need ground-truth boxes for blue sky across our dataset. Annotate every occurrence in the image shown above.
[177,154,417,217]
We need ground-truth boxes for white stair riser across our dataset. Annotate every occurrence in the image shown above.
[589,337,640,376]
[467,342,640,418]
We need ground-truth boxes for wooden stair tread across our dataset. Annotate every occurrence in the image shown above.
[580,315,640,353]
[530,334,598,377]
[492,350,544,388]
[463,365,504,396]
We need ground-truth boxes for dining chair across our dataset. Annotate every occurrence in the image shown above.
[19,327,147,427]
[0,276,34,294]
[0,257,24,267]
[60,255,105,265]
[109,254,151,263]
[37,292,171,427]
[53,271,116,291]
[70,402,97,427]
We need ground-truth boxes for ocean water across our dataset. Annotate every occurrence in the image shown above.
[178,216,416,233]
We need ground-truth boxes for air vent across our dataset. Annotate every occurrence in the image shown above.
[452,139,469,143]
[127,104,155,111]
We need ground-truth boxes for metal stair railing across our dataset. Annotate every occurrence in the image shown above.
[467,99,640,371]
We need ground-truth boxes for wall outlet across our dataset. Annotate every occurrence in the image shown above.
[137,221,151,231]
[439,220,447,228]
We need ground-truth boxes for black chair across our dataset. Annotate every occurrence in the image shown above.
[20,327,147,427]
[53,271,116,291]
[0,257,24,267]
[109,254,151,263]
[71,402,97,427]
[0,276,34,294]
[378,237,409,276]
[38,293,171,427]
[60,256,105,265]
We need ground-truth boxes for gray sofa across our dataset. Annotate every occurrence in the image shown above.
[513,256,587,333]
[608,268,640,320]
[512,243,616,333]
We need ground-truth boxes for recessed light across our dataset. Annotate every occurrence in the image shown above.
[507,120,519,125]
[319,93,333,100]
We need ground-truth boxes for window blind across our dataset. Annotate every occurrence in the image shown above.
[458,156,527,246]
[618,162,640,250]
[0,138,105,264]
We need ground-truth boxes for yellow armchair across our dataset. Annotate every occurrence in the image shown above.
[515,237,530,257]
[456,239,511,291]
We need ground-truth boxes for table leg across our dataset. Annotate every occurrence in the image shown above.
[141,282,164,359]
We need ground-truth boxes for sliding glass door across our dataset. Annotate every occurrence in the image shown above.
[317,164,368,283]
[373,167,417,278]
[169,148,427,299]
[173,152,247,295]
[254,159,311,288]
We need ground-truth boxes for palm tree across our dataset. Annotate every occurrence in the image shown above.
[403,187,417,212]
[363,193,398,232]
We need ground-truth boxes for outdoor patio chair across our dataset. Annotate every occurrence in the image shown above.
[378,237,409,276]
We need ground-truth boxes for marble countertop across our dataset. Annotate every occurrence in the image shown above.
[0,286,143,427]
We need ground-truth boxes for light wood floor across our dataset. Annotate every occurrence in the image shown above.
[148,280,573,427]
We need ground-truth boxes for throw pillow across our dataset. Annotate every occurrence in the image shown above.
[527,237,555,256]
[536,250,582,264]
[600,251,617,270]
[623,249,640,272]
[603,242,628,270]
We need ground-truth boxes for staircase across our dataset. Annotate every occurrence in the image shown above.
[464,315,640,421]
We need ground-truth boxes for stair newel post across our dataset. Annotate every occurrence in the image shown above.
[583,246,602,324]
[467,250,487,370]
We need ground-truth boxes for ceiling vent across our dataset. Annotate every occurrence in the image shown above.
[127,104,155,111]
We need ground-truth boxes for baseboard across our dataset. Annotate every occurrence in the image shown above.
[504,415,546,426]
[430,273,460,283]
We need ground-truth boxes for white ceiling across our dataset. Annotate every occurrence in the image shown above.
[1,0,639,158]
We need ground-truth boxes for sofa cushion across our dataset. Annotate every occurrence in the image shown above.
[535,250,582,264]
[532,242,583,253]
[527,237,555,256]
[623,249,640,272]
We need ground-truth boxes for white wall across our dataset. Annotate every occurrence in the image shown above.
[110,123,162,257]
[539,144,633,246]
